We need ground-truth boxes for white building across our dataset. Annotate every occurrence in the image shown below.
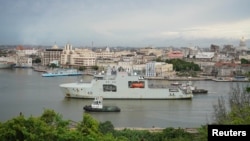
[61,43,96,68]
[42,44,63,66]
[237,36,247,51]
[15,56,32,68]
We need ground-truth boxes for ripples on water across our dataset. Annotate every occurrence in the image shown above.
[0,68,248,128]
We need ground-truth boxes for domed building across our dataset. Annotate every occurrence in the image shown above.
[52,43,59,49]
[42,43,63,66]
[237,36,248,51]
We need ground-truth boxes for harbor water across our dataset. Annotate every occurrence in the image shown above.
[0,68,248,128]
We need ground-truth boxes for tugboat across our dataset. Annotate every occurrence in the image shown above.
[192,89,208,94]
[83,96,121,112]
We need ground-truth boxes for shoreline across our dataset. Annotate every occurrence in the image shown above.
[145,76,249,82]
[114,127,198,133]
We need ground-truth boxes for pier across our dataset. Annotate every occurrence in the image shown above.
[145,76,213,81]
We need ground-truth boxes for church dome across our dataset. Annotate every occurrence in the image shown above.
[239,37,246,47]
[52,44,59,49]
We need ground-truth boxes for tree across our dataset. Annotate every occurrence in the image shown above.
[79,66,86,71]
[154,57,163,62]
[241,58,249,64]
[99,121,114,134]
[33,58,41,63]
[77,113,100,137]
[212,83,250,124]
[91,65,99,71]
[0,109,82,141]
[48,63,57,69]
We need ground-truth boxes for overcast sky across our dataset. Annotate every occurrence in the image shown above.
[0,0,249,48]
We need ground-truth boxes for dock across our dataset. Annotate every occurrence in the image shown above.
[32,66,49,73]
[145,76,213,81]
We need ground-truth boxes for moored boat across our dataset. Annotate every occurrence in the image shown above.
[42,69,83,77]
[171,82,182,86]
[178,81,208,94]
[0,61,15,69]
[83,96,121,112]
[212,77,232,82]
[192,89,208,94]
[59,66,193,100]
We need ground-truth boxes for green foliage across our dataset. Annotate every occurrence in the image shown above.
[40,109,57,124]
[79,66,86,71]
[91,65,99,70]
[48,63,58,68]
[0,109,205,141]
[194,125,208,141]
[212,83,250,125]
[77,113,100,138]
[33,58,41,63]
[162,127,194,141]
[113,128,151,141]
[165,59,201,72]
[241,58,250,64]
[0,110,82,141]
[212,96,228,124]
[112,127,196,141]
[153,57,163,62]
[99,121,115,134]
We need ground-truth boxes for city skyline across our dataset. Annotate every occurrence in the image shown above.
[0,0,249,48]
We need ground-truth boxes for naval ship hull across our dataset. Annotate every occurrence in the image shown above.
[59,71,193,100]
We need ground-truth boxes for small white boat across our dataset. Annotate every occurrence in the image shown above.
[42,69,83,77]
[212,77,232,82]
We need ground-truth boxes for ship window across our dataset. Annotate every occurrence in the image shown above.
[103,84,117,92]
[169,88,179,92]
[128,81,145,88]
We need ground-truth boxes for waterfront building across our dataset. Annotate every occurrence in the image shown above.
[155,62,174,77]
[212,61,250,77]
[95,47,115,59]
[237,36,248,51]
[42,43,63,66]
[117,61,134,73]
[238,37,250,60]
[15,46,36,68]
[0,56,16,63]
[61,43,96,68]
[16,45,38,56]
[15,56,32,68]
[132,64,146,74]
[167,51,184,59]
[145,62,156,77]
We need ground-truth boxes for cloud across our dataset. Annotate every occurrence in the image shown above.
[181,19,250,40]
[0,0,250,47]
